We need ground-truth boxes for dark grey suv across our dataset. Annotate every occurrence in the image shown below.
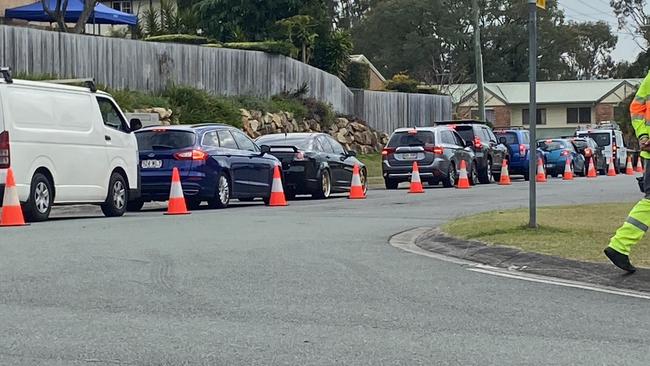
[382,126,476,189]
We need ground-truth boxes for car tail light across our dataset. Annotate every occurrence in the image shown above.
[424,145,444,155]
[519,144,527,156]
[294,151,307,161]
[561,150,570,157]
[473,137,482,150]
[0,131,9,169]
[174,149,208,161]
[382,147,396,159]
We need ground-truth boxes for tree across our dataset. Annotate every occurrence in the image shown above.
[312,30,354,78]
[277,15,319,63]
[41,0,97,33]
[610,0,649,50]
[563,22,618,79]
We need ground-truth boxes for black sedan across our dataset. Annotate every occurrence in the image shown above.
[255,133,368,199]
[569,136,607,175]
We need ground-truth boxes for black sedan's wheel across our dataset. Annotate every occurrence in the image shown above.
[313,169,331,199]
[207,173,230,209]
[442,162,456,188]
[361,168,369,195]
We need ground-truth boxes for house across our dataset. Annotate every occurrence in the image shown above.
[448,79,640,138]
[350,54,386,91]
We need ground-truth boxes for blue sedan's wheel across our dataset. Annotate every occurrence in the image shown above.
[208,174,230,209]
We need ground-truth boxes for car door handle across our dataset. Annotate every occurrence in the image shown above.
[105,135,111,141]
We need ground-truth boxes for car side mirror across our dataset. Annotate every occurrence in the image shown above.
[259,144,271,155]
[129,118,142,132]
[347,150,357,157]
[498,136,507,145]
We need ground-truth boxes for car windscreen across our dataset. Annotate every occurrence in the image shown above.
[256,136,313,150]
[136,130,196,150]
[387,131,435,147]
[577,132,610,147]
[453,126,474,142]
[495,132,518,145]
[537,140,568,151]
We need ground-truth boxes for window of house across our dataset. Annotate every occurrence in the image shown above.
[522,109,546,125]
[470,109,496,123]
[112,1,132,13]
[567,107,591,124]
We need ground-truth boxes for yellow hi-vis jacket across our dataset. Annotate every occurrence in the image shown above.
[630,71,650,159]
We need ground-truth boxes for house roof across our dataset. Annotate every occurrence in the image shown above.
[447,79,642,105]
[350,54,386,82]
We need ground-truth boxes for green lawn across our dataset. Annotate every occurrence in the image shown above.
[358,153,384,186]
[442,203,650,268]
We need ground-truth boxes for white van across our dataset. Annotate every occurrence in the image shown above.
[576,122,627,173]
[0,69,141,221]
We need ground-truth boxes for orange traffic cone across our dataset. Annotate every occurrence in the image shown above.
[269,165,288,206]
[498,160,511,185]
[408,162,425,194]
[456,160,470,189]
[165,167,190,215]
[1,168,27,227]
[626,156,634,175]
[636,156,644,173]
[587,157,597,178]
[536,158,547,183]
[607,158,616,176]
[563,157,574,180]
[349,164,367,199]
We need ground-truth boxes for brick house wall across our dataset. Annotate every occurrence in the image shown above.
[368,71,384,91]
[493,106,511,128]
[595,103,614,122]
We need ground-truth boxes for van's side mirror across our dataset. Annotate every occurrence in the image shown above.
[260,145,271,155]
[130,118,142,132]
[498,136,507,145]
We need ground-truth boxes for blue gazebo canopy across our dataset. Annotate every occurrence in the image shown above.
[5,0,138,25]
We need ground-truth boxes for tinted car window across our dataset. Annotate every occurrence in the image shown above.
[318,136,335,153]
[202,131,220,147]
[495,132,518,145]
[328,136,346,154]
[480,128,493,142]
[256,136,314,151]
[387,131,435,147]
[232,130,258,152]
[136,130,196,150]
[520,132,530,144]
[313,138,324,152]
[217,130,238,149]
[577,132,610,147]
[572,139,589,149]
[452,131,466,147]
[537,140,568,151]
[454,126,474,143]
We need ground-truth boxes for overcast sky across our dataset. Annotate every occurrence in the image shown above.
[557,0,649,61]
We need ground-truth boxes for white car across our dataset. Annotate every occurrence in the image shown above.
[0,69,141,221]
[576,122,627,173]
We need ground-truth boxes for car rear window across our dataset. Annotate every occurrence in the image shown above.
[387,131,435,147]
[453,126,474,143]
[495,132,518,145]
[136,130,196,150]
[572,140,589,149]
[537,140,568,151]
[577,132,610,147]
[256,136,313,150]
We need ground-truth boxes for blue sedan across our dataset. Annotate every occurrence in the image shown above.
[537,138,587,177]
[129,124,279,211]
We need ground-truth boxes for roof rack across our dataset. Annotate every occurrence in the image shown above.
[576,121,620,131]
[435,119,487,125]
[42,78,97,92]
[0,67,13,84]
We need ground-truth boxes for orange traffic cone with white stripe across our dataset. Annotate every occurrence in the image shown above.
[165,167,190,215]
[536,158,547,183]
[1,168,27,227]
[587,157,597,178]
[607,158,616,176]
[498,160,511,185]
[408,162,425,194]
[269,165,288,206]
[349,164,366,199]
[563,157,574,180]
[636,156,644,173]
[626,156,634,175]
[456,160,470,189]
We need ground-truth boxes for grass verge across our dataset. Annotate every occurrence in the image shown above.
[442,203,650,268]
[358,153,384,187]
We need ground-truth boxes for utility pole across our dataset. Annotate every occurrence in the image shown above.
[472,0,485,122]
[528,0,539,228]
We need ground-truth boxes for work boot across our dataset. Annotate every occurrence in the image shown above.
[604,247,637,273]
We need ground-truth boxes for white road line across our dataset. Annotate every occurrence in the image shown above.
[468,267,650,300]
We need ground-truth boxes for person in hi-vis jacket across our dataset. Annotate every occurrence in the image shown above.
[605,71,650,273]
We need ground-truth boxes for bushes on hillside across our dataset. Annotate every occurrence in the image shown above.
[223,41,298,57]
[163,86,242,127]
[385,73,419,93]
[144,34,209,45]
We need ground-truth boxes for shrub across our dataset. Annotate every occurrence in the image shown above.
[311,30,353,78]
[302,97,334,128]
[223,41,298,57]
[345,61,370,89]
[163,86,241,127]
[144,34,208,45]
[109,89,170,113]
[202,43,223,48]
[385,73,419,93]
[270,95,309,120]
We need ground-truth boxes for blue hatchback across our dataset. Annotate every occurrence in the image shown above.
[494,129,542,180]
[537,138,587,177]
[129,124,279,211]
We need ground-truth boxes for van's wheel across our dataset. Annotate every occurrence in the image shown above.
[101,172,127,217]
[207,173,230,209]
[126,199,144,212]
[23,172,53,222]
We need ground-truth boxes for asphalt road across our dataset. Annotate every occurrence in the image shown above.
[1,175,649,365]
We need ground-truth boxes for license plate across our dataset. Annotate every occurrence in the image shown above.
[141,159,162,169]
[402,153,417,160]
